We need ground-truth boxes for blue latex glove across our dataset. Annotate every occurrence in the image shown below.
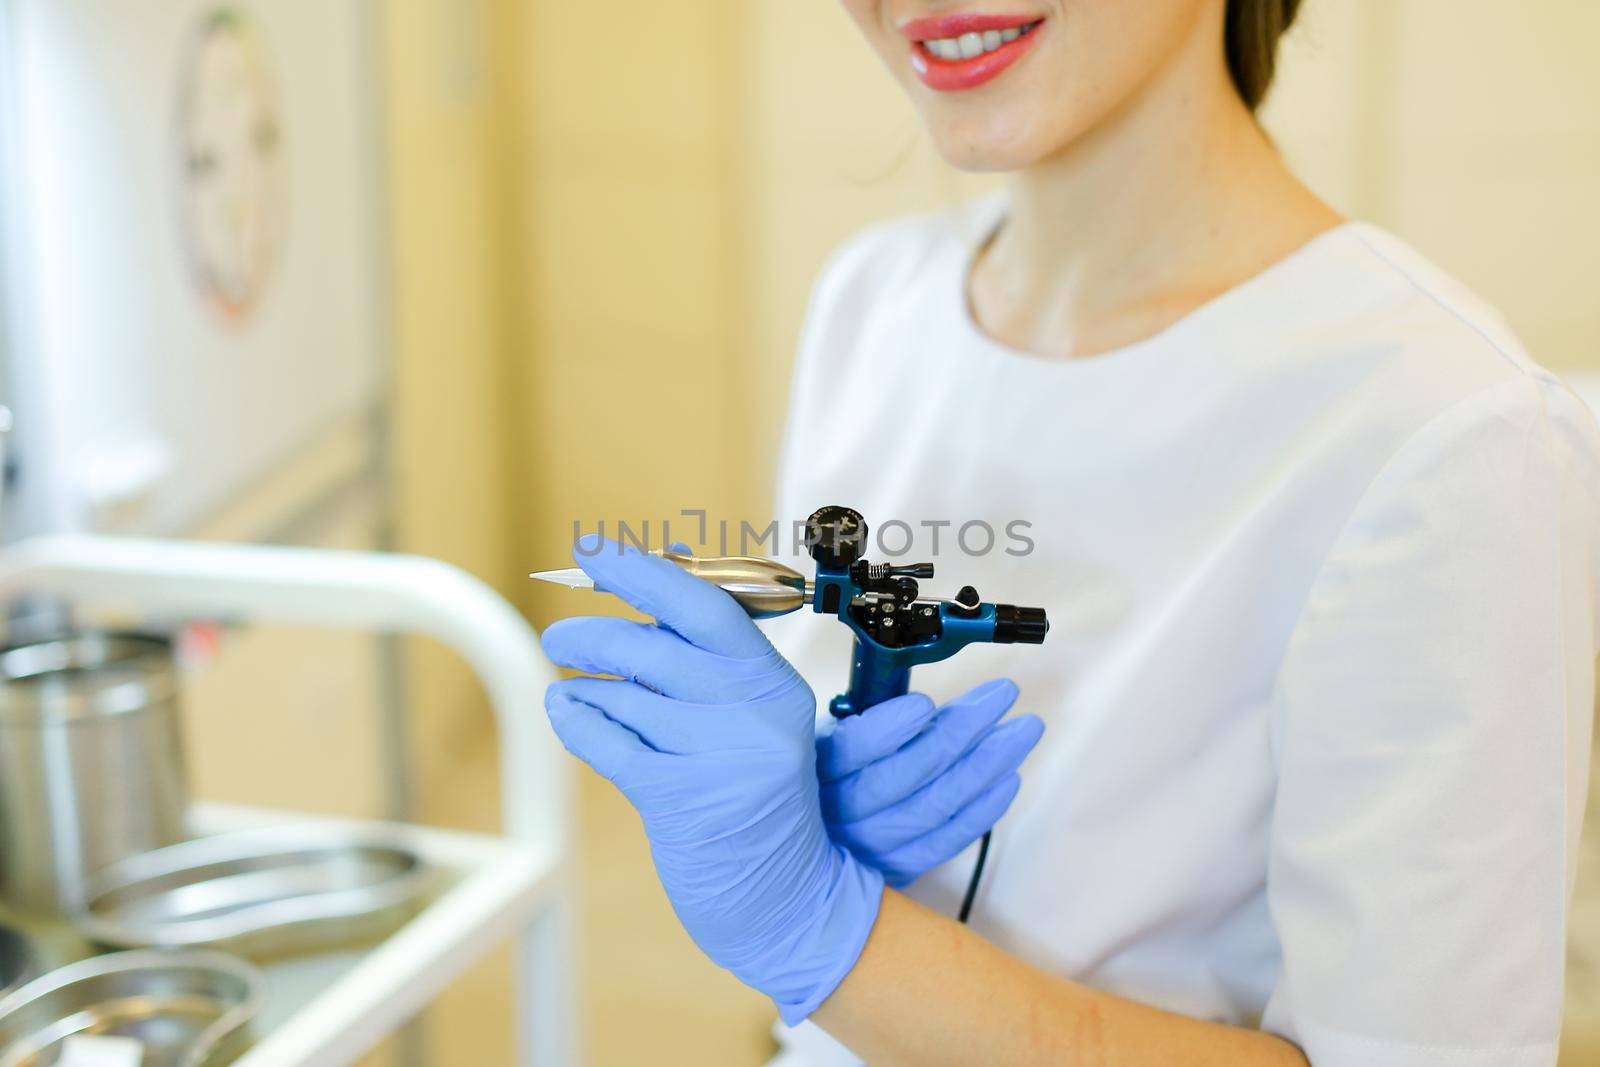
[541,538,882,1025]
[819,679,1044,887]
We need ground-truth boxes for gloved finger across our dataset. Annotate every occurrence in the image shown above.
[875,773,1022,888]
[816,692,939,782]
[550,676,727,756]
[818,678,1015,782]
[820,679,1019,821]
[542,616,763,703]
[573,536,770,660]
[666,542,693,554]
[544,685,655,783]
[829,714,1043,854]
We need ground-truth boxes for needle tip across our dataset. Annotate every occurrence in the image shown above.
[527,567,595,590]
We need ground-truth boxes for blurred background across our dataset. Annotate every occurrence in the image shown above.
[0,1,1596,1065]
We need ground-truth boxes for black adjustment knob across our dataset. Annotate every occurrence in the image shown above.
[806,505,868,568]
[887,563,935,580]
[994,604,1049,644]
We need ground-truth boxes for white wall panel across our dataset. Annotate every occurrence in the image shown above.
[1,0,384,536]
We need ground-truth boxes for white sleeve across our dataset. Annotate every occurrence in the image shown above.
[1263,375,1600,1066]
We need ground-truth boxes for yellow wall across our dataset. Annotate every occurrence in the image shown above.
[383,1,517,1062]
[385,0,514,817]
[1263,1,1600,373]
[385,1,779,1062]
[497,2,777,1061]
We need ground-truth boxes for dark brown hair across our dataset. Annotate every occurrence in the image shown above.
[1225,0,1304,110]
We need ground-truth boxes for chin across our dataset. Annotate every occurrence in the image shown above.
[922,108,1073,173]
[930,135,1046,174]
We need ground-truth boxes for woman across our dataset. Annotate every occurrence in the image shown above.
[541,1,1600,1064]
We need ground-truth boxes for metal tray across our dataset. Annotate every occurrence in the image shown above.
[0,928,31,1002]
[0,949,261,1067]
[77,825,432,961]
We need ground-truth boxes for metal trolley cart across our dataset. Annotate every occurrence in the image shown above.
[0,534,575,1067]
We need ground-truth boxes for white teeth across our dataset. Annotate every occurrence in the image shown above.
[923,24,1032,60]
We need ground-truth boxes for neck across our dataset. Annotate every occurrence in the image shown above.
[975,14,1338,358]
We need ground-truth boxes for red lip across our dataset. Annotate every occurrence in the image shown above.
[900,15,1044,93]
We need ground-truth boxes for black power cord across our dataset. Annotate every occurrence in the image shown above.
[957,830,991,924]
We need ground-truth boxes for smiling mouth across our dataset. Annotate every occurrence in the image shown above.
[900,14,1046,92]
[918,20,1041,61]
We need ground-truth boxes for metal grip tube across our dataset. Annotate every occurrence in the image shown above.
[664,553,809,620]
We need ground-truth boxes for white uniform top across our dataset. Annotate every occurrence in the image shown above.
[763,199,1600,1067]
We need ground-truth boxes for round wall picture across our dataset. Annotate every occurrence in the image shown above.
[174,7,287,323]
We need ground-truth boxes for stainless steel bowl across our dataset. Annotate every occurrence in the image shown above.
[0,949,261,1067]
[0,927,32,1002]
[78,824,432,961]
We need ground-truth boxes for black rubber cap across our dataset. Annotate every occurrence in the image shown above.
[994,604,1049,644]
[806,505,867,568]
[949,585,982,617]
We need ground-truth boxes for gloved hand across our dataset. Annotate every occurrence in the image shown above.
[540,538,882,1025]
[819,680,1044,887]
